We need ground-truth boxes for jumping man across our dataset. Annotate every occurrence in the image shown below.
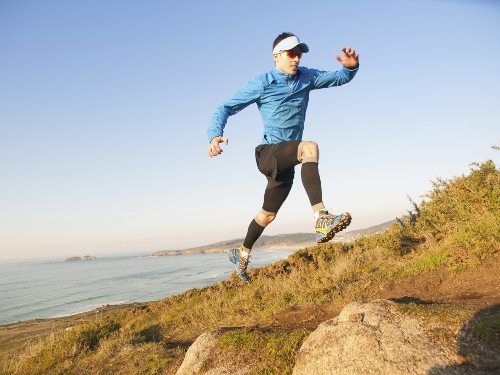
[207,32,359,282]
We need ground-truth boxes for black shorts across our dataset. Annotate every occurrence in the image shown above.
[255,140,301,213]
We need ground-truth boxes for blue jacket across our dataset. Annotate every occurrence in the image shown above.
[208,65,358,144]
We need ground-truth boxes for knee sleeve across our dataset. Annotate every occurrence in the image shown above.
[255,208,276,227]
[298,141,319,163]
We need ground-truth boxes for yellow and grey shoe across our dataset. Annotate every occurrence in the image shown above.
[315,210,352,243]
[228,245,250,282]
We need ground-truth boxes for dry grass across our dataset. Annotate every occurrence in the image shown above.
[396,302,476,345]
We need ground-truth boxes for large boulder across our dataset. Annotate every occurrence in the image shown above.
[293,299,459,375]
[176,328,253,375]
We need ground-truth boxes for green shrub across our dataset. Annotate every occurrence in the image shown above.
[67,318,121,352]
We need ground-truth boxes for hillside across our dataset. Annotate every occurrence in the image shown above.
[148,220,397,256]
[1,159,498,374]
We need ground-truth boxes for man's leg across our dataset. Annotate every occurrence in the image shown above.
[242,140,328,247]
[231,157,296,282]
[297,141,325,215]
[275,140,327,215]
[232,173,294,273]
[243,174,294,249]
[242,141,300,254]
[242,209,275,253]
[297,141,352,243]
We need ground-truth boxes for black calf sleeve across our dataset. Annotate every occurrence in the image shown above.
[243,219,266,249]
[301,162,323,206]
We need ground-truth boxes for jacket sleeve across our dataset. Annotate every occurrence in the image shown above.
[309,65,359,90]
[207,78,263,142]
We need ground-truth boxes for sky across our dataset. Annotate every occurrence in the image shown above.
[0,0,499,261]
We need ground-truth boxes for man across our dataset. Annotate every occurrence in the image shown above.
[207,32,359,282]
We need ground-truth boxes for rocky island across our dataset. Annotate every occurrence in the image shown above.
[64,255,96,262]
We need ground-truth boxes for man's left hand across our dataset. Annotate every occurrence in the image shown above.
[336,47,359,69]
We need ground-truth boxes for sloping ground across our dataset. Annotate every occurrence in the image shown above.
[1,160,498,374]
[176,256,500,374]
[179,298,499,375]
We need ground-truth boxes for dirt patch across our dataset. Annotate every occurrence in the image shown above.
[381,253,500,307]
[262,301,345,330]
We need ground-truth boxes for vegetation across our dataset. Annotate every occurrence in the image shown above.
[396,302,476,344]
[214,328,311,374]
[1,159,498,374]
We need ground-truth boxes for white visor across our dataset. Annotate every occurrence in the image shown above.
[272,35,309,54]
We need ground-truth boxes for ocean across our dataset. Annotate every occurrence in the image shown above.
[0,249,295,325]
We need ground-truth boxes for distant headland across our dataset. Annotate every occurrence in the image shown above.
[147,220,397,257]
[64,255,96,262]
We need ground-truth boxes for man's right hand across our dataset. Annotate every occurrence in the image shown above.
[208,136,229,158]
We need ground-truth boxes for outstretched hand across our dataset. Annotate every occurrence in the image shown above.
[335,47,359,69]
[208,136,228,157]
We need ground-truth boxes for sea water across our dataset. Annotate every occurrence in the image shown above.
[0,250,295,325]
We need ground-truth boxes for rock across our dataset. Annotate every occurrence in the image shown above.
[176,328,253,375]
[293,299,461,375]
[65,255,96,262]
[176,330,218,375]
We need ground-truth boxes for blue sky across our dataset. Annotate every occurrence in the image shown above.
[1,0,499,261]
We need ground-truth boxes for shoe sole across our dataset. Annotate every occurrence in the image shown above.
[317,212,352,244]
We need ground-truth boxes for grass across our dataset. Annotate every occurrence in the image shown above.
[216,328,311,374]
[395,301,500,365]
[396,302,475,344]
[1,159,499,374]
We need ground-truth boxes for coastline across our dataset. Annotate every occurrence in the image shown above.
[148,245,305,257]
[0,247,288,352]
[0,249,298,330]
[46,300,132,320]
[0,302,141,354]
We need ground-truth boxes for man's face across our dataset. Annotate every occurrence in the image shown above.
[273,46,302,75]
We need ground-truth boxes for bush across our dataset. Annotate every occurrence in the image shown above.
[67,318,121,352]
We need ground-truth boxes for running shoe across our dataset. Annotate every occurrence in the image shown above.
[315,210,352,243]
[228,246,250,283]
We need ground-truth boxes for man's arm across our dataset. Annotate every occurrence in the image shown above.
[207,78,263,157]
[310,47,359,89]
